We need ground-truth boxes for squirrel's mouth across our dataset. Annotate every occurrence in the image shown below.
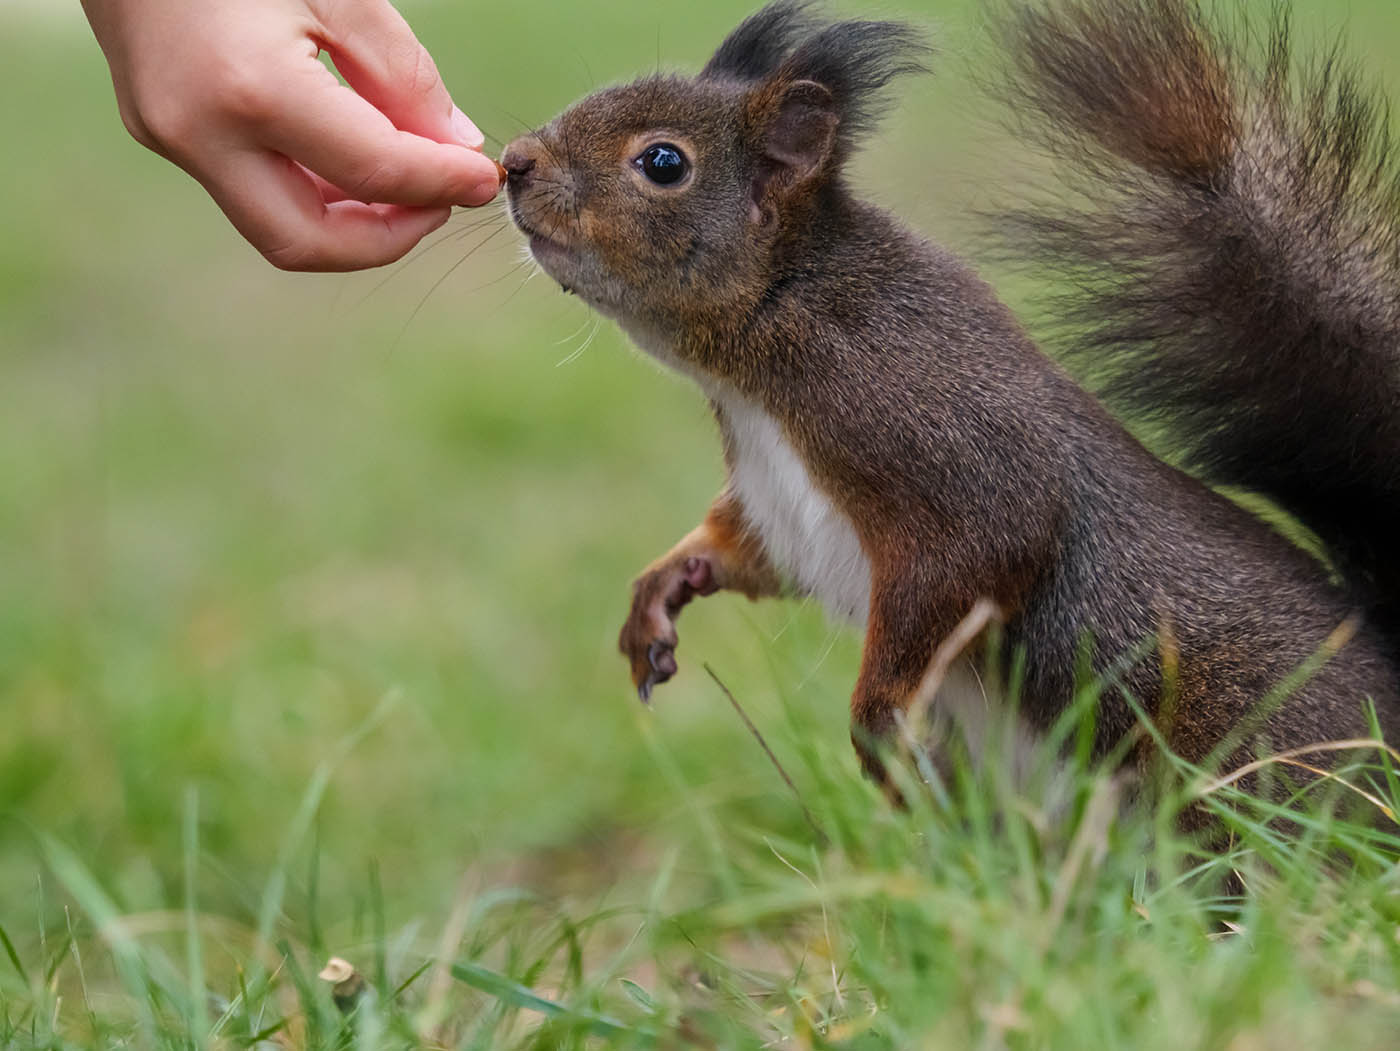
[507,195,599,300]
[526,231,579,291]
[512,215,571,261]
[511,212,585,297]
[516,220,576,273]
[507,202,571,254]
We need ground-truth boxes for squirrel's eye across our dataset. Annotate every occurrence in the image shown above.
[637,143,689,186]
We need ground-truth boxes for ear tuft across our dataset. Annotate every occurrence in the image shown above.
[777,20,933,157]
[701,1,820,82]
[711,4,932,216]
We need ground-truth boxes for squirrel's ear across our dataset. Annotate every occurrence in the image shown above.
[747,79,838,221]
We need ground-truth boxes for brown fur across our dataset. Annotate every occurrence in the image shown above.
[617,491,781,700]
[502,1,1400,787]
[997,0,1237,181]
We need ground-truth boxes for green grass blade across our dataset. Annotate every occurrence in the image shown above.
[253,691,400,979]
[184,786,209,1050]
[449,959,633,1037]
[0,924,28,987]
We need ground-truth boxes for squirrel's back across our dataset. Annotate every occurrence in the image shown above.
[990,0,1400,649]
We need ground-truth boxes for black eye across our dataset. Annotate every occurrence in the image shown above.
[636,143,689,186]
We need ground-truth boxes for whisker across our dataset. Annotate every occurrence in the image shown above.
[496,107,545,142]
[796,628,844,690]
[572,48,596,91]
[551,315,595,347]
[445,204,512,232]
[443,214,511,246]
[476,129,509,152]
[457,256,534,299]
[503,117,570,184]
[555,317,603,368]
[495,261,547,312]
[495,109,565,173]
[557,121,581,224]
[513,175,574,192]
[355,213,510,310]
[390,223,512,352]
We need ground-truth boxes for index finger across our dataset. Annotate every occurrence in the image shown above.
[249,58,501,208]
[310,0,476,147]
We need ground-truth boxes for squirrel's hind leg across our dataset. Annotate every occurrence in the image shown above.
[850,565,991,792]
[618,490,780,702]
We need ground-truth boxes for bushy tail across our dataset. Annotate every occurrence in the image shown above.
[989,0,1400,641]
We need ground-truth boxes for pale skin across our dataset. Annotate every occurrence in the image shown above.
[81,0,503,272]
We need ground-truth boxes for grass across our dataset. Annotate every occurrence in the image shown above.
[5,671,1400,1048]
[3,0,1400,1046]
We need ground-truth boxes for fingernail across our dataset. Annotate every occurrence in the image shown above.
[452,106,485,149]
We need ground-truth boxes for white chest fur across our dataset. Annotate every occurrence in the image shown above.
[617,322,872,625]
[711,388,872,625]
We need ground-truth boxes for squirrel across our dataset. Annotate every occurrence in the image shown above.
[501,0,1400,787]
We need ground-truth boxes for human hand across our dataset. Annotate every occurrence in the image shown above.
[81,0,503,271]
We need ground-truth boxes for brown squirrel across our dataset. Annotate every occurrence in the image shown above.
[502,0,1400,784]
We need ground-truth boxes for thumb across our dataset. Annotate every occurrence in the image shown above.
[317,0,483,149]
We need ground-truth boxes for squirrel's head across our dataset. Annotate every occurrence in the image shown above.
[503,1,929,336]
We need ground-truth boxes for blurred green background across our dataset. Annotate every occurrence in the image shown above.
[1,0,1398,942]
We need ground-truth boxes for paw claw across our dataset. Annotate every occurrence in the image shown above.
[647,641,678,681]
[620,555,715,702]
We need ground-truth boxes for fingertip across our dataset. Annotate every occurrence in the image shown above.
[455,153,505,207]
[458,181,502,208]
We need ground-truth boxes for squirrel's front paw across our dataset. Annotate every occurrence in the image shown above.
[618,556,717,702]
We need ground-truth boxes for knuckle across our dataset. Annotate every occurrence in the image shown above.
[260,236,332,272]
[141,59,275,145]
[131,90,197,151]
[262,246,317,272]
[399,41,444,104]
[361,28,446,119]
[343,160,404,203]
[211,60,280,128]
[114,97,159,151]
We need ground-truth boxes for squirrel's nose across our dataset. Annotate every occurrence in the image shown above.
[501,146,537,190]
